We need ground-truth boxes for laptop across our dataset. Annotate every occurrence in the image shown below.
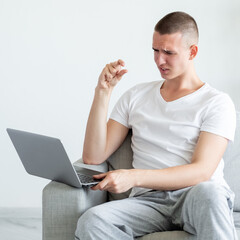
[6,128,104,188]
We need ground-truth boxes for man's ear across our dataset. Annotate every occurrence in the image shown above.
[189,45,198,60]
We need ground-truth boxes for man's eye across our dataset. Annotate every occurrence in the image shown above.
[164,50,173,55]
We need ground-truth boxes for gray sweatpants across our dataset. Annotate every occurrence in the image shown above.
[75,181,238,240]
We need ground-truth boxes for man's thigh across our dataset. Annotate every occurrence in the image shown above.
[179,181,236,238]
[80,193,174,237]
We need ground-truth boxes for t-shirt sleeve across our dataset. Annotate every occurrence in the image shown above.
[109,90,131,128]
[200,94,236,142]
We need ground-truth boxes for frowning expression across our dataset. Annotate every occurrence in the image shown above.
[152,31,192,81]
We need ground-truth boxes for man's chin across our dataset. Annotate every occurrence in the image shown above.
[161,75,173,81]
[159,71,173,80]
[160,72,179,81]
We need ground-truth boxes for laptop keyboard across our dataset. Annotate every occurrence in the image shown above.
[77,173,101,184]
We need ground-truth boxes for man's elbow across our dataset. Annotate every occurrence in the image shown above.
[191,162,215,184]
[82,155,95,165]
[82,153,105,165]
[189,168,212,187]
[199,169,213,183]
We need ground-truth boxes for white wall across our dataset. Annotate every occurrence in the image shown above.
[0,0,239,207]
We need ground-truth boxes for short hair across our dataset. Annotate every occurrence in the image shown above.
[154,11,199,46]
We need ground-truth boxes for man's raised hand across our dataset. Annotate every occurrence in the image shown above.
[97,59,128,90]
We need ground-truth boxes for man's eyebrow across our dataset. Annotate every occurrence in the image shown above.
[152,47,177,55]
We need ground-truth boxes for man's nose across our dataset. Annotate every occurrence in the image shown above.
[155,53,166,66]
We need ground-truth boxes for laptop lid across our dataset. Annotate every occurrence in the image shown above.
[7,128,82,188]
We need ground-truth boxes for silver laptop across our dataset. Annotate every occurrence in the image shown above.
[6,128,103,188]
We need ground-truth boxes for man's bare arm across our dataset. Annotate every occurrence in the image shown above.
[134,131,229,190]
[82,60,129,165]
[92,131,228,192]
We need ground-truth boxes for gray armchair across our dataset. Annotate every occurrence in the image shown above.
[43,112,240,240]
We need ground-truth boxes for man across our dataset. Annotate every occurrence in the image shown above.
[75,12,237,239]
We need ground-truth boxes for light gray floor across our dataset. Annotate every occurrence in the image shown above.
[0,208,41,240]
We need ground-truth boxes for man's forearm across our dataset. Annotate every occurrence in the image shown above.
[82,60,127,165]
[82,87,112,164]
[92,163,209,193]
[132,163,209,191]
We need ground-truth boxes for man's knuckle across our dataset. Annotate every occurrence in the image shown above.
[106,74,112,80]
[108,175,113,181]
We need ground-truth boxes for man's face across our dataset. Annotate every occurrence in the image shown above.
[152,31,191,81]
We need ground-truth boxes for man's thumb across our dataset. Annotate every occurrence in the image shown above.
[116,69,128,79]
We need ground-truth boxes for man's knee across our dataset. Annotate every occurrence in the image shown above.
[75,206,104,239]
[186,181,227,208]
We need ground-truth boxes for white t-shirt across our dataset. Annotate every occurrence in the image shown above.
[110,80,236,197]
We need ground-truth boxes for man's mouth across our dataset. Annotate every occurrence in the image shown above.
[159,67,169,74]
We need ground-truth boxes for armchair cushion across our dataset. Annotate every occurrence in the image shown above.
[137,231,195,240]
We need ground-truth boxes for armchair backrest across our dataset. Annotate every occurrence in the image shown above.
[223,111,240,211]
[107,130,133,201]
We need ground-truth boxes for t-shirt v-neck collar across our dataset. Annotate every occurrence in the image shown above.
[157,80,207,105]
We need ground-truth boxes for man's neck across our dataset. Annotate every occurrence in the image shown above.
[160,67,204,102]
[161,68,203,92]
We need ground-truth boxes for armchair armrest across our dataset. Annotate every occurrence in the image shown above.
[42,159,108,240]
[73,158,108,173]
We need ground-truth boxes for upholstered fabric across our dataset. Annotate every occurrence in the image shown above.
[137,231,195,240]
[107,130,133,201]
[224,112,240,211]
[42,181,107,240]
[234,212,240,228]
[234,211,240,240]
